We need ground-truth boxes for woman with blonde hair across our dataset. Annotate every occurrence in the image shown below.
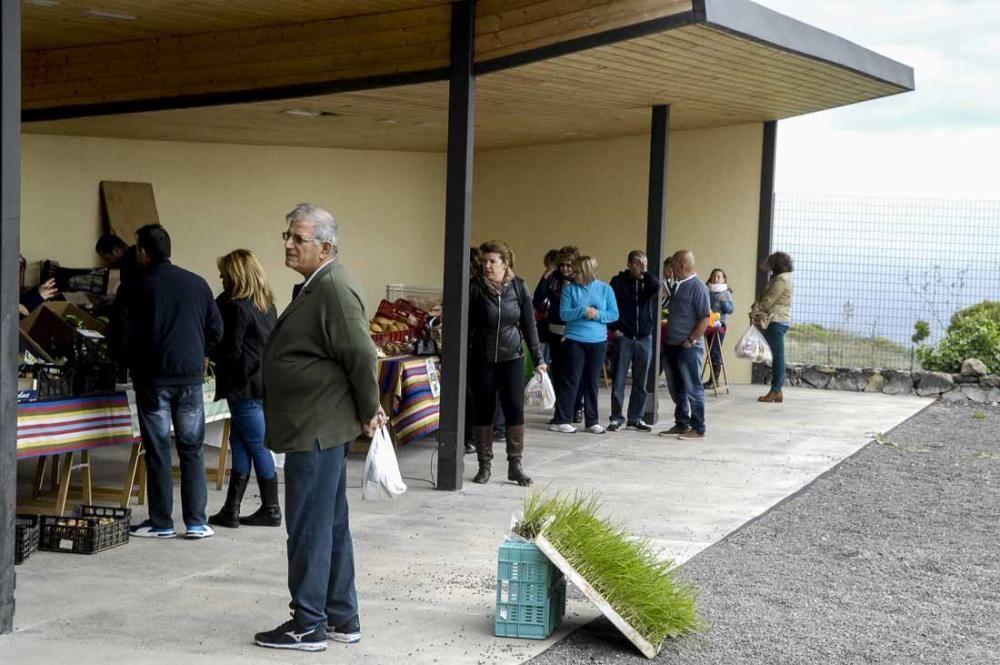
[552,256,619,434]
[209,249,280,528]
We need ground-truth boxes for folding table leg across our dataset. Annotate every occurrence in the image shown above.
[81,450,93,505]
[216,419,231,491]
[33,456,49,498]
[55,452,74,516]
[120,442,142,507]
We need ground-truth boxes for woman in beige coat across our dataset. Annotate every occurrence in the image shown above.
[751,252,794,403]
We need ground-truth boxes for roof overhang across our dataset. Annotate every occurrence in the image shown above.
[20,0,914,151]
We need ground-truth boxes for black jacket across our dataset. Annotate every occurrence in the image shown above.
[112,261,223,387]
[469,276,543,365]
[211,294,277,401]
[533,272,571,328]
[609,270,660,339]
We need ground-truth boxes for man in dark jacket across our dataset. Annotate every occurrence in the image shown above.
[608,250,660,432]
[113,224,223,540]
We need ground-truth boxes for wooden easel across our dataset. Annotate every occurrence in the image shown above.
[701,330,730,396]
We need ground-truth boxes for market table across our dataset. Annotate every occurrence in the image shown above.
[377,355,440,447]
[16,393,138,515]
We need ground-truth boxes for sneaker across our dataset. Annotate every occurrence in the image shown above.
[677,430,705,440]
[702,380,715,389]
[587,424,607,434]
[549,423,577,434]
[464,441,475,455]
[184,524,215,539]
[572,409,584,424]
[129,521,176,539]
[606,420,623,432]
[326,617,362,644]
[255,619,327,652]
[658,424,691,437]
[627,420,653,432]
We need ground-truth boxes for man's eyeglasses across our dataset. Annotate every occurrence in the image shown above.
[281,231,320,245]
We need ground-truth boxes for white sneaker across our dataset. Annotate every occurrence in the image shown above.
[587,424,607,434]
[184,524,215,539]
[549,424,577,434]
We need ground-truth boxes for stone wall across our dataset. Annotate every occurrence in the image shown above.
[752,359,1000,405]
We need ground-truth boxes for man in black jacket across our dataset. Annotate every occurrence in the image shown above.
[608,250,660,432]
[112,224,223,539]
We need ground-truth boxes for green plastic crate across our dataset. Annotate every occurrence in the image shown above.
[495,540,566,640]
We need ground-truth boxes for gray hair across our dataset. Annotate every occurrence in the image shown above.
[286,203,338,247]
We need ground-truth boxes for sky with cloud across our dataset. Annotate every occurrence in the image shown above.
[757,1,1000,199]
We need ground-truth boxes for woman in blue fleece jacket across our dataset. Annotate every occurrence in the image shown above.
[551,256,619,434]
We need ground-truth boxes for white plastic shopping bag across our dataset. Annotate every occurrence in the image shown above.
[362,425,408,501]
[735,324,773,364]
[524,371,556,410]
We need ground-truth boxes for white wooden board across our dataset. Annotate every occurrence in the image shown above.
[535,534,660,659]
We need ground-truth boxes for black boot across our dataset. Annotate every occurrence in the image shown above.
[473,426,493,484]
[209,472,249,529]
[506,425,533,487]
[240,476,282,527]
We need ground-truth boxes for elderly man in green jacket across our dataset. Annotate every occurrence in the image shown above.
[254,203,385,653]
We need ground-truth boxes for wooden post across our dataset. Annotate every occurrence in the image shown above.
[643,105,670,425]
[0,0,21,635]
[756,121,778,297]
[436,0,475,491]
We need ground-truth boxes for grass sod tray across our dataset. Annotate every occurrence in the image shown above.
[517,492,701,658]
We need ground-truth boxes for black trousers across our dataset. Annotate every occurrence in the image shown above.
[470,357,525,428]
[554,339,607,428]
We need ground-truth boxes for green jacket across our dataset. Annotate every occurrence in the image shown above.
[262,259,380,453]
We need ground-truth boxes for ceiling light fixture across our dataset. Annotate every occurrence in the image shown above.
[28,0,61,8]
[84,9,138,20]
[282,108,338,118]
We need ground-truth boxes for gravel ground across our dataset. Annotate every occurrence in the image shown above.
[530,400,1000,665]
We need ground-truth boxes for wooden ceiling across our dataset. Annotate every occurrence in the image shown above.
[21,1,454,51]
[19,0,913,151]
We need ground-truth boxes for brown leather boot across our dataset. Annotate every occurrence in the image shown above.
[758,391,784,403]
[473,426,494,484]
[505,425,533,487]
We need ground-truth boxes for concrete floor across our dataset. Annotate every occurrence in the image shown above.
[4,386,930,664]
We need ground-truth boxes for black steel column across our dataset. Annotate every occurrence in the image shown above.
[755,121,777,297]
[1,0,21,634]
[644,105,670,425]
[436,0,475,491]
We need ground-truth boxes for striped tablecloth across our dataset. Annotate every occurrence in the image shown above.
[16,393,138,460]
[378,356,440,446]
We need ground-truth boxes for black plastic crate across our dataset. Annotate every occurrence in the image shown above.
[72,362,117,395]
[39,505,131,555]
[35,365,74,400]
[15,514,40,565]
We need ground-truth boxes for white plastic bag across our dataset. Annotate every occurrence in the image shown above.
[524,371,556,410]
[362,425,408,501]
[735,324,773,364]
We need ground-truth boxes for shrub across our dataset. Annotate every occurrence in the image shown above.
[949,300,1000,331]
[918,305,1000,374]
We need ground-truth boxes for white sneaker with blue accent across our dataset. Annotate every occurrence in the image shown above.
[184,524,215,539]
[129,521,176,539]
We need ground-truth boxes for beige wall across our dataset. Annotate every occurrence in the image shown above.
[473,124,764,382]
[22,124,763,382]
[20,134,447,313]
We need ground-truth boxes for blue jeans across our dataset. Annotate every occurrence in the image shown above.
[226,398,275,480]
[763,322,790,392]
[610,335,652,424]
[136,384,208,528]
[284,441,357,631]
[664,345,706,433]
[555,339,607,427]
